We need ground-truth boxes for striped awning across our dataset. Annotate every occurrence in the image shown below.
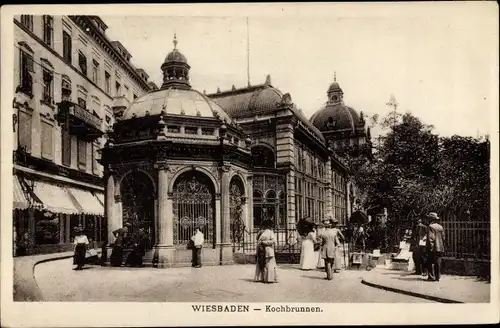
[13,175,29,209]
[95,192,104,206]
[66,187,104,216]
[33,181,79,214]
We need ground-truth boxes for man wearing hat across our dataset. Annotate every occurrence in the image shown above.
[110,223,131,267]
[426,212,445,281]
[318,218,341,280]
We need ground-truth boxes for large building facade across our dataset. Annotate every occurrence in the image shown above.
[12,15,155,255]
[100,35,369,267]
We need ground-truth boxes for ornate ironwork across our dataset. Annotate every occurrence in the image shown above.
[229,177,246,246]
[172,172,214,246]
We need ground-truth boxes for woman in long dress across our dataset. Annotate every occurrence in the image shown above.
[331,219,344,272]
[73,227,89,270]
[300,226,317,270]
[255,221,278,283]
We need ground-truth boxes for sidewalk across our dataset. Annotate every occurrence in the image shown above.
[362,268,490,303]
[14,250,100,302]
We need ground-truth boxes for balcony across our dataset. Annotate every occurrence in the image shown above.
[57,101,104,140]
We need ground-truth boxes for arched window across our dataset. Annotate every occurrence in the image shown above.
[251,145,275,168]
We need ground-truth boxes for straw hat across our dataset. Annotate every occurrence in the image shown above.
[427,212,440,220]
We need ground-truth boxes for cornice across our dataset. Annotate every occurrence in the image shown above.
[69,16,151,91]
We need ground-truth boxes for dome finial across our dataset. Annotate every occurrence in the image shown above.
[173,33,178,49]
[334,71,337,82]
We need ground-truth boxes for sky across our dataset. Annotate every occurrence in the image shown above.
[100,3,498,138]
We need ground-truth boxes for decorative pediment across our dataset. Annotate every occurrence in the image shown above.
[18,41,34,53]
[40,58,54,69]
[77,85,88,94]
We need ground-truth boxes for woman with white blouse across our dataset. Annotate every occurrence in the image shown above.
[73,227,89,270]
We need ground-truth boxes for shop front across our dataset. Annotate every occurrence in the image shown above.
[13,170,105,256]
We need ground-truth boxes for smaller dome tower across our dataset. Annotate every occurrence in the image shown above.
[161,34,191,90]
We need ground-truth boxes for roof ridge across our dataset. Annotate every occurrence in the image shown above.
[207,83,269,97]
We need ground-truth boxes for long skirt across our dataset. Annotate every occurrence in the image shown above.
[73,244,86,267]
[300,239,317,270]
[333,248,342,271]
[263,256,278,283]
[254,248,266,282]
[110,245,123,267]
[316,250,325,268]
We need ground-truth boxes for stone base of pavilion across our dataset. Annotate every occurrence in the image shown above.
[101,244,234,268]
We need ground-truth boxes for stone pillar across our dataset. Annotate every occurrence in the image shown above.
[219,165,233,265]
[286,169,296,229]
[246,175,254,231]
[325,158,333,218]
[106,172,116,244]
[154,162,175,268]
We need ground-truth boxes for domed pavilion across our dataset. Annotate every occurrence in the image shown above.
[101,35,252,267]
[310,75,371,149]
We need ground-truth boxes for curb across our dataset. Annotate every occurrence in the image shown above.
[361,279,463,303]
[14,250,102,302]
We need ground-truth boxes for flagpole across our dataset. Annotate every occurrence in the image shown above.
[246,17,250,87]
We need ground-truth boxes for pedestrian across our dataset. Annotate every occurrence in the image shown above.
[73,227,89,270]
[330,218,344,272]
[316,221,327,269]
[256,220,278,283]
[110,223,130,267]
[426,212,445,282]
[299,219,317,270]
[191,226,204,268]
[411,218,428,275]
[318,219,341,280]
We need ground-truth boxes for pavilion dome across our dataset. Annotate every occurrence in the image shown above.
[122,88,233,122]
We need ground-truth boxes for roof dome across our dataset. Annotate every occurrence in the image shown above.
[310,77,365,133]
[165,48,188,64]
[310,104,362,132]
[122,88,232,122]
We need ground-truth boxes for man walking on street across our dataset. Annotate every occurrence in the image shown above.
[426,212,445,281]
[318,219,340,280]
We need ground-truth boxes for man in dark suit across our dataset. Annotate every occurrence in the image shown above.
[318,219,340,280]
[412,218,428,275]
[426,212,445,281]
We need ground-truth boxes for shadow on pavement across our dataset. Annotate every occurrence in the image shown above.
[301,275,326,280]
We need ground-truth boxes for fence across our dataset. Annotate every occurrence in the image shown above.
[442,219,490,260]
[233,223,301,264]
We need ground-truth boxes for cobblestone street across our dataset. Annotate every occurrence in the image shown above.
[34,259,432,302]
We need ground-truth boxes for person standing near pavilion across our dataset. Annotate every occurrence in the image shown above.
[110,223,130,267]
[256,219,278,283]
[426,212,445,281]
[191,226,204,268]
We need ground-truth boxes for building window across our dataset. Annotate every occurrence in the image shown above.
[63,31,72,64]
[19,51,33,96]
[185,127,197,135]
[20,15,33,31]
[92,142,100,175]
[78,97,86,109]
[35,212,60,245]
[115,81,121,96]
[17,111,32,152]
[133,93,137,100]
[78,52,87,75]
[43,15,54,47]
[41,121,53,160]
[61,125,71,167]
[42,69,54,104]
[77,137,87,168]
[104,71,111,94]
[92,60,100,85]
